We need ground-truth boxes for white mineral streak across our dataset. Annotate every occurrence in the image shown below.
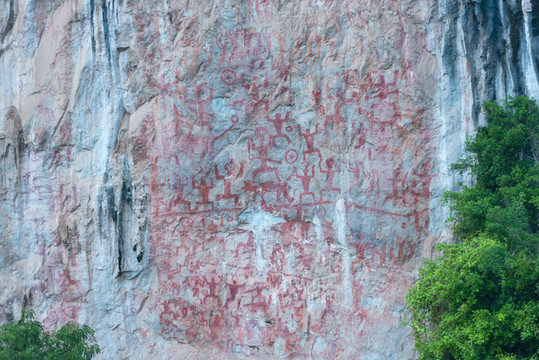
[238,208,286,277]
[1,0,538,359]
[335,195,352,307]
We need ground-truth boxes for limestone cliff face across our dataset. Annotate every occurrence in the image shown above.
[0,0,537,358]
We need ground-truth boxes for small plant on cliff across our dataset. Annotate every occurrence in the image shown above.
[0,309,100,360]
[406,96,539,359]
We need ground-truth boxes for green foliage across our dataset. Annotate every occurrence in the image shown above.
[0,309,100,360]
[407,237,539,359]
[445,96,539,242]
[407,96,539,360]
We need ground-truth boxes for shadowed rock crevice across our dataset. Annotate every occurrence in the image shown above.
[530,0,539,82]
[531,0,539,36]
[464,0,524,119]
[439,0,530,124]
[0,0,17,44]
[98,156,148,279]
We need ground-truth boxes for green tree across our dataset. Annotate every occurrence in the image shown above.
[406,96,539,359]
[0,309,100,360]
[407,237,539,359]
[445,96,539,244]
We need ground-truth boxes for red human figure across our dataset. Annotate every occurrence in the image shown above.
[251,31,269,59]
[350,234,368,268]
[244,73,269,116]
[192,176,214,210]
[348,160,365,187]
[271,32,292,101]
[373,244,389,268]
[202,277,221,305]
[187,275,206,298]
[366,169,380,197]
[323,220,335,245]
[248,127,282,181]
[272,32,288,74]
[294,163,316,204]
[224,279,246,309]
[353,122,368,149]
[298,124,321,163]
[370,72,399,102]
[306,33,322,67]
[186,82,214,129]
[226,29,249,64]
[319,157,340,195]
[312,90,322,109]
[216,35,229,65]
[385,166,408,205]
[324,90,346,129]
[215,159,244,207]
[360,71,375,98]
[266,111,291,147]
[179,127,214,158]
[410,160,434,199]
[169,173,191,211]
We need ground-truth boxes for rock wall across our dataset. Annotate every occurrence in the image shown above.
[0,0,537,358]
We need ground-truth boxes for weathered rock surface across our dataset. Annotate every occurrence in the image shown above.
[0,0,537,358]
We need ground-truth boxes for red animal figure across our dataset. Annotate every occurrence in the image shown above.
[298,124,321,163]
[244,284,270,312]
[241,179,294,205]
[234,233,257,258]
